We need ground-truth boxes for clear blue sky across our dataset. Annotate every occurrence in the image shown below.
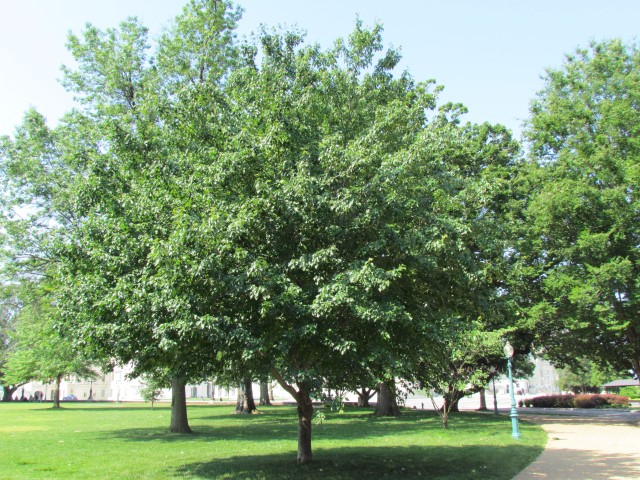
[1,1,639,139]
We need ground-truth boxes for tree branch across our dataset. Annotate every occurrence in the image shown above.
[270,367,299,402]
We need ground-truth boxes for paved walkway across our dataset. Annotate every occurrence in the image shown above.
[513,409,640,480]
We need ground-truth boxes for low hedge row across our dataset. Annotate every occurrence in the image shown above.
[522,394,630,409]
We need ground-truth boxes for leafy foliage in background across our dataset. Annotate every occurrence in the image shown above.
[556,358,621,394]
[519,39,640,378]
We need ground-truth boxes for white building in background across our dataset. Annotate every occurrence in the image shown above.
[527,357,560,395]
[15,356,560,403]
[17,364,293,403]
[17,366,156,402]
[482,356,559,396]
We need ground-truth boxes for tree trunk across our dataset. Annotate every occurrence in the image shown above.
[235,378,257,414]
[235,385,244,412]
[169,376,193,433]
[478,389,488,411]
[374,380,400,416]
[2,384,20,402]
[626,325,640,380]
[296,384,314,464]
[52,374,62,409]
[270,368,314,464]
[631,357,640,382]
[441,408,449,429]
[356,387,375,407]
[268,381,274,401]
[428,395,450,429]
[259,379,272,406]
[442,389,463,413]
[245,379,256,411]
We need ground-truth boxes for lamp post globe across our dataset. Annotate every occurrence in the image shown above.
[504,341,521,439]
[504,341,515,358]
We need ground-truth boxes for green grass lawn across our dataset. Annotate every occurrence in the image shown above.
[0,402,546,479]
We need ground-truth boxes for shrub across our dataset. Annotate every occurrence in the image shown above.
[572,394,630,408]
[516,393,632,409]
[574,394,607,408]
[618,386,640,400]
[529,394,575,408]
[599,394,630,407]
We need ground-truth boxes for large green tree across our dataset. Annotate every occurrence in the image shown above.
[55,1,242,433]
[203,24,444,461]
[197,23,522,461]
[1,0,242,431]
[521,39,640,378]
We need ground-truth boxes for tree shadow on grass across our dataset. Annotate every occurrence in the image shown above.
[171,444,545,480]
[100,410,538,448]
[40,406,158,412]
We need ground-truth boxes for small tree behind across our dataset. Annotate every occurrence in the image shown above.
[139,375,164,408]
[557,358,619,394]
[3,283,96,409]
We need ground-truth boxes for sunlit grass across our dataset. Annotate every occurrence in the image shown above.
[0,402,545,479]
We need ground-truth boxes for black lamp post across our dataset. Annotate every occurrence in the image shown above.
[504,341,521,439]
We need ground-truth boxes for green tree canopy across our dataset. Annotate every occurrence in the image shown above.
[520,39,640,378]
[1,0,242,429]
[3,0,523,464]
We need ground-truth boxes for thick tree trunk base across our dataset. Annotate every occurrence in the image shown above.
[477,389,488,411]
[259,380,272,406]
[52,374,62,409]
[2,385,19,402]
[296,388,314,464]
[374,381,401,417]
[442,398,461,413]
[269,369,315,464]
[235,378,257,414]
[631,357,640,382]
[169,376,193,434]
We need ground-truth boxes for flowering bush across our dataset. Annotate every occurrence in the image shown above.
[597,394,631,408]
[527,394,630,408]
[574,394,608,408]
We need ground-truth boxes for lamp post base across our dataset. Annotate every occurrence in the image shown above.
[507,356,521,439]
[510,408,521,439]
